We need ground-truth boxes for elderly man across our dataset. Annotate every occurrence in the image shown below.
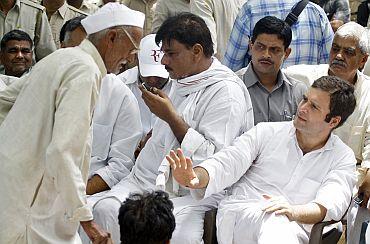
[223,0,334,72]
[42,0,87,48]
[190,0,246,60]
[284,22,370,243]
[0,30,33,78]
[0,3,144,243]
[87,13,254,244]
[168,75,357,244]
[236,16,307,125]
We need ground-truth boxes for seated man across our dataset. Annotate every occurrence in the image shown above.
[236,16,307,125]
[0,30,33,79]
[59,15,143,196]
[118,191,176,244]
[118,33,170,154]
[167,76,357,244]
[88,13,254,244]
[284,24,370,241]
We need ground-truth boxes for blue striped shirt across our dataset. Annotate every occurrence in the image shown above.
[223,0,334,71]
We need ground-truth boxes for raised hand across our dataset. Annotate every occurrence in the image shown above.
[166,148,200,188]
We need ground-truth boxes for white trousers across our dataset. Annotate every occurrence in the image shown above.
[216,196,309,244]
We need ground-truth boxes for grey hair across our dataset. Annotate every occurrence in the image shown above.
[87,25,135,46]
[335,22,369,54]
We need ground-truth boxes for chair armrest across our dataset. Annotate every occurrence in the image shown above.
[308,220,340,244]
[203,208,218,244]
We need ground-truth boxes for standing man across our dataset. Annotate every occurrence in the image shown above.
[223,0,334,71]
[86,13,254,244]
[314,0,351,32]
[0,30,33,78]
[151,0,189,33]
[0,0,56,70]
[190,0,245,60]
[42,0,87,48]
[236,16,307,125]
[167,76,357,244]
[121,0,156,36]
[0,3,144,243]
[67,0,99,14]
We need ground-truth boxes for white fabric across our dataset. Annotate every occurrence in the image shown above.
[190,0,246,59]
[284,64,370,169]
[81,2,145,34]
[118,66,172,137]
[89,74,142,188]
[0,39,107,243]
[0,76,6,91]
[90,58,254,244]
[138,34,168,78]
[194,121,356,243]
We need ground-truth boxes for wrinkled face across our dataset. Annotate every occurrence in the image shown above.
[139,75,168,89]
[61,27,87,48]
[104,27,143,74]
[0,40,33,77]
[293,88,334,135]
[329,35,367,83]
[250,33,290,76]
[161,39,195,80]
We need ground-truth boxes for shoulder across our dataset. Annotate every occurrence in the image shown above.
[67,4,88,16]
[117,67,139,85]
[20,0,45,11]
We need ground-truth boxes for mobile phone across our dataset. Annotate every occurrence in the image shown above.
[355,192,364,205]
[142,82,153,92]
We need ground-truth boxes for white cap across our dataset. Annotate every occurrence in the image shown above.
[138,34,169,79]
[81,2,145,35]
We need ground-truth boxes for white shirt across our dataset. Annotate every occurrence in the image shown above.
[108,58,254,201]
[190,0,246,59]
[284,64,370,168]
[118,66,172,137]
[197,122,356,222]
[0,40,106,243]
[89,74,142,188]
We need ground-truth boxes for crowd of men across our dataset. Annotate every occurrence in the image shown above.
[0,0,369,244]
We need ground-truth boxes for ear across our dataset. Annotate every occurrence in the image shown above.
[328,116,341,129]
[360,53,368,68]
[249,40,253,50]
[106,29,119,47]
[284,47,291,60]
[192,43,203,59]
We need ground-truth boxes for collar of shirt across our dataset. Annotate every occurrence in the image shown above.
[243,63,292,91]
[79,39,107,77]
[56,1,69,19]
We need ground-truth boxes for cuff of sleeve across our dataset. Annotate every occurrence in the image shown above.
[95,168,115,188]
[181,128,206,156]
[361,160,370,169]
[66,205,93,222]
[197,160,218,199]
[313,191,348,221]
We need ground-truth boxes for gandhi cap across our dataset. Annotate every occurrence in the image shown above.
[81,2,145,35]
[138,34,169,79]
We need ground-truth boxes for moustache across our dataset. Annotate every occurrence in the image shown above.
[258,58,273,64]
[331,59,347,68]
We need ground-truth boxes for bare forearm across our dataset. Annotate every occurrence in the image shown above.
[86,175,110,195]
[292,203,327,224]
[192,166,210,189]
[167,113,190,144]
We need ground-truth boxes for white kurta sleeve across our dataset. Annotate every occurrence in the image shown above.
[193,124,260,199]
[45,66,99,222]
[94,90,142,187]
[361,120,370,169]
[313,150,356,221]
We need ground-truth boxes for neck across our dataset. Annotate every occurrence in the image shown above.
[185,57,213,78]
[0,0,15,14]
[67,0,83,8]
[296,129,330,154]
[253,66,279,92]
[43,0,64,18]
[328,68,357,85]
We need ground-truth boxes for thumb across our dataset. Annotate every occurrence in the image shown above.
[152,87,166,98]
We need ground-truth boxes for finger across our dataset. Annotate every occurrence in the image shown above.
[185,157,193,172]
[176,148,187,169]
[262,194,272,200]
[264,204,286,213]
[169,150,181,168]
[152,87,166,98]
[166,155,176,170]
[274,209,289,216]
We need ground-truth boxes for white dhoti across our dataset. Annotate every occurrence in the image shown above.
[216,196,309,244]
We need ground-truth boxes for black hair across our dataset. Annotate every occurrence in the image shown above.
[119,190,176,244]
[312,76,356,128]
[1,29,33,51]
[155,12,214,57]
[59,15,86,43]
[251,16,292,49]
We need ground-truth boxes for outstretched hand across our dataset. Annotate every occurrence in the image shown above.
[166,148,200,188]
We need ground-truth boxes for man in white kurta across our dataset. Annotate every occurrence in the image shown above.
[0,3,145,243]
[88,13,254,244]
[190,0,246,59]
[168,76,357,244]
[284,22,370,243]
